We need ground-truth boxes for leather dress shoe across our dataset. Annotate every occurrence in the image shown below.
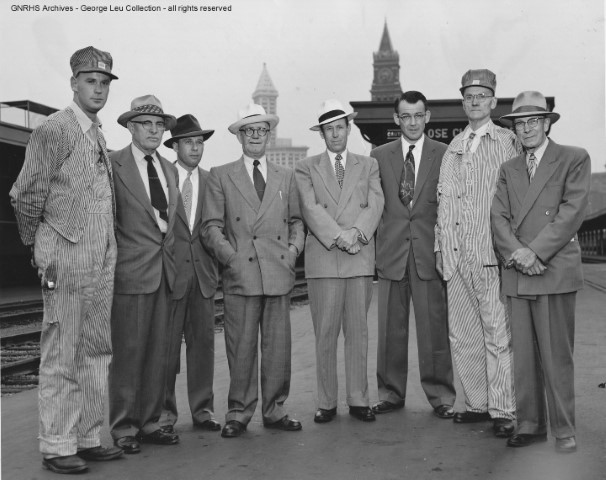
[136,429,179,445]
[433,405,454,419]
[507,433,548,448]
[314,408,337,423]
[77,445,124,461]
[372,400,404,415]
[349,406,376,422]
[555,436,577,453]
[42,455,88,474]
[114,436,141,454]
[453,411,491,423]
[493,418,515,438]
[221,420,247,438]
[194,419,222,431]
[264,415,302,431]
[159,425,175,434]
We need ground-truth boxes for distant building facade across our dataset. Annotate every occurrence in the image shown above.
[252,63,308,169]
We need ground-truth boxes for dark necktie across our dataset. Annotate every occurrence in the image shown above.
[399,145,415,206]
[144,155,168,222]
[527,153,537,181]
[253,159,265,201]
[335,154,345,188]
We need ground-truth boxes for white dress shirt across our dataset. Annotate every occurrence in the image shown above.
[131,144,169,232]
[175,162,199,232]
[243,154,267,183]
[401,134,426,184]
[327,149,348,171]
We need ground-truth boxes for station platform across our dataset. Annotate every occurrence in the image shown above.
[2,265,605,480]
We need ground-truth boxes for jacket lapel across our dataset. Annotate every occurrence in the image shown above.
[313,152,341,204]
[413,137,435,204]
[113,146,157,224]
[387,138,405,191]
[227,157,261,212]
[257,162,280,219]
[192,167,205,235]
[336,153,363,219]
[510,155,529,206]
[517,140,559,225]
[158,154,178,233]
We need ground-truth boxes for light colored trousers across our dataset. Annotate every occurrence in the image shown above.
[308,277,373,409]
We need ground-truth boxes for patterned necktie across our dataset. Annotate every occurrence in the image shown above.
[253,159,265,201]
[527,153,537,181]
[335,153,345,188]
[466,132,476,152]
[182,171,193,225]
[144,155,168,222]
[399,145,415,206]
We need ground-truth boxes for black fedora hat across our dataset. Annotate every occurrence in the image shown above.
[163,114,214,147]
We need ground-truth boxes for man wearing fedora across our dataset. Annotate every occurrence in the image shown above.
[435,69,520,437]
[492,91,591,453]
[202,104,305,438]
[370,91,456,420]
[108,95,180,452]
[159,114,220,434]
[295,99,384,423]
[10,46,123,474]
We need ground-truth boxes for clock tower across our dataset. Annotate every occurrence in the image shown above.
[370,21,402,102]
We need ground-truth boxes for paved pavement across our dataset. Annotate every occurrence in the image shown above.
[2,265,606,479]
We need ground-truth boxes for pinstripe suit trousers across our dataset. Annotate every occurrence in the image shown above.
[37,165,116,457]
[308,277,373,409]
[446,253,515,419]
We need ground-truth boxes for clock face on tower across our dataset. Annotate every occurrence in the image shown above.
[378,67,393,83]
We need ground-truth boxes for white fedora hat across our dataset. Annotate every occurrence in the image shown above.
[310,99,358,131]
[228,103,279,135]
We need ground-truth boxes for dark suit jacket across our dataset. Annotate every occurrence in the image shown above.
[110,145,179,294]
[173,167,218,300]
[372,136,447,281]
[202,157,305,296]
[491,140,591,297]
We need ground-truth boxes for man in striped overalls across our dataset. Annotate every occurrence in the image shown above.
[435,69,521,438]
[10,46,123,474]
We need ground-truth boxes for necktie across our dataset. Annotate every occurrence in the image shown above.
[527,153,537,181]
[253,159,265,201]
[466,132,476,152]
[182,171,193,225]
[144,155,168,222]
[399,145,415,206]
[335,154,345,188]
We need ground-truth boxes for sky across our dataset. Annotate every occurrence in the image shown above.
[1,0,604,172]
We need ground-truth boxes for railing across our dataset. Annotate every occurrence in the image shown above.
[579,228,606,260]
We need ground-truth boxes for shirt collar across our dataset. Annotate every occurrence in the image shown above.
[464,120,491,140]
[327,149,347,164]
[175,162,198,180]
[528,138,549,163]
[243,154,267,169]
[401,134,425,156]
[131,143,158,163]
[70,101,100,134]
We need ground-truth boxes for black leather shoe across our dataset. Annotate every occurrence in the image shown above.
[453,411,491,423]
[314,408,337,423]
[493,418,515,438]
[77,445,124,461]
[159,425,175,434]
[194,419,222,431]
[114,436,141,454]
[507,433,548,448]
[433,405,454,419]
[349,406,376,422]
[136,429,179,445]
[264,415,302,431]
[221,420,247,438]
[555,436,577,453]
[42,455,88,474]
[371,400,404,415]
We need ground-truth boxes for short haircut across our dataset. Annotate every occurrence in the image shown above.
[394,91,428,113]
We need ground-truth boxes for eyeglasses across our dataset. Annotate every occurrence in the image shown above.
[396,112,426,123]
[240,127,269,137]
[463,93,493,103]
[513,117,543,132]
[131,120,166,131]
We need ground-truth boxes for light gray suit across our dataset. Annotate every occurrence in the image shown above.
[202,158,304,425]
[295,151,384,409]
[491,139,591,439]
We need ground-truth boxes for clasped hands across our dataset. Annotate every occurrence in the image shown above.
[507,247,546,276]
[333,228,361,255]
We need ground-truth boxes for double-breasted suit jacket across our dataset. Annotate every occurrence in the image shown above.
[201,157,304,425]
[162,166,219,428]
[371,136,454,408]
[108,144,180,439]
[491,139,591,439]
